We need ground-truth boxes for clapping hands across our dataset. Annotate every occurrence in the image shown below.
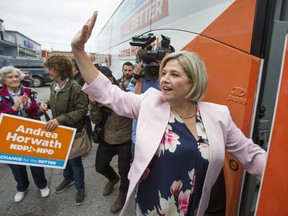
[13,93,29,111]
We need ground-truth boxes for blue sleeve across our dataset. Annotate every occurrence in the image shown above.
[127,80,135,92]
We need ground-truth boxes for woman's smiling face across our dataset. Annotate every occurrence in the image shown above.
[160,58,192,104]
[4,70,21,90]
[47,68,61,82]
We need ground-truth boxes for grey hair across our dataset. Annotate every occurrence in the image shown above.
[0,66,23,83]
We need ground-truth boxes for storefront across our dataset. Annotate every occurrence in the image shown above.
[6,31,41,58]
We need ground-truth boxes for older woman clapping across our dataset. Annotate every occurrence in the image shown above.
[0,66,50,203]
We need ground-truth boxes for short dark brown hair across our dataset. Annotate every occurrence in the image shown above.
[44,54,73,80]
[122,61,134,69]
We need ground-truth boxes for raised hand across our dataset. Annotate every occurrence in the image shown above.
[71,11,100,85]
[71,11,98,51]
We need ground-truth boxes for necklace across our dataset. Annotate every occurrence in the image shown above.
[174,104,197,119]
[178,113,196,119]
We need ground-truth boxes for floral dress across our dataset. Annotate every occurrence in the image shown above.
[136,108,210,216]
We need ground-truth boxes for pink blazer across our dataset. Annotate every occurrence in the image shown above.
[83,73,266,216]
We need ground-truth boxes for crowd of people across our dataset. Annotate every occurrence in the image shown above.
[0,11,267,216]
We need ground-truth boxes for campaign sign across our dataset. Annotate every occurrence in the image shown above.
[0,113,76,169]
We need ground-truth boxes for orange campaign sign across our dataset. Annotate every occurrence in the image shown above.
[0,113,76,169]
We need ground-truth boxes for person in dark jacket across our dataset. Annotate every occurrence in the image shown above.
[71,58,85,87]
[89,66,132,214]
[40,54,88,206]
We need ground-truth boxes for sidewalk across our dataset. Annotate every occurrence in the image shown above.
[0,144,135,216]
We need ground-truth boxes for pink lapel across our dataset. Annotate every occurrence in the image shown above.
[121,92,170,215]
[198,102,226,163]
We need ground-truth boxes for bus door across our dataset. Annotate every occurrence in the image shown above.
[240,1,288,215]
[256,23,288,216]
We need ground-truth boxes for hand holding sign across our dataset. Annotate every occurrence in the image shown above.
[46,118,60,132]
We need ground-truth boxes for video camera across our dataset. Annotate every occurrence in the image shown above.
[130,33,174,80]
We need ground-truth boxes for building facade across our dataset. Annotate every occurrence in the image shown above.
[0,19,95,61]
[0,19,42,59]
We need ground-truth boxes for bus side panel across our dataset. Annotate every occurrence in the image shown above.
[97,0,258,77]
[184,38,260,132]
[148,0,256,54]
[183,37,261,216]
[256,34,288,216]
[201,0,257,53]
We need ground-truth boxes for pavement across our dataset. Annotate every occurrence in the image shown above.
[0,144,135,216]
[0,86,135,216]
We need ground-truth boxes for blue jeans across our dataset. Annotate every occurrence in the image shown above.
[63,156,85,191]
[8,164,47,191]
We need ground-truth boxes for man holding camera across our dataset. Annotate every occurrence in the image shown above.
[127,34,175,159]
[127,61,160,160]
